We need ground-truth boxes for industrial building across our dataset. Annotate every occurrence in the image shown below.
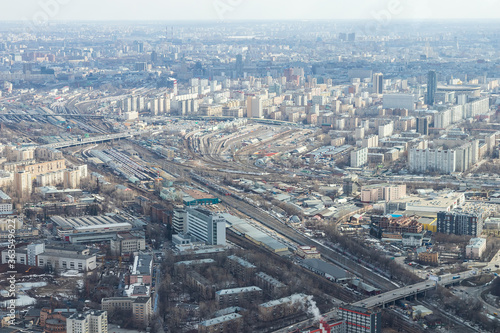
[50,214,134,236]
[1,243,97,271]
[301,258,350,282]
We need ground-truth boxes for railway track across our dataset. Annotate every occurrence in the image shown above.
[186,172,398,292]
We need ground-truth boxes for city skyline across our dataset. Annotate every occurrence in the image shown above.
[2,0,500,22]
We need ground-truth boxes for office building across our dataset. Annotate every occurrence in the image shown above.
[350,147,368,167]
[436,209,486,236]
[110,231,146,256]
[186,206,226,245]
[339,305,381,333]
[66,310,108,333]
[372,73,383,94]
[426,70,437,105]
[408,148,456,174]
[416,117,429,135]
[172,206,187,234]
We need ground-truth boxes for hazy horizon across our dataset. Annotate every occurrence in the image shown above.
[2,0,500,22]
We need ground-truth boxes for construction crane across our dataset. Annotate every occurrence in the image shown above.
[99,256,123,269]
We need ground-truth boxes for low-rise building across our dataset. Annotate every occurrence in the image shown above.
[198,313,243,333]
[130,254,153,285]
[226,255,257,282]
[216,286,263,308]
[254,272,287,297]
[465,237,486,259]
[110,231,146,255]
[101,297,152,328]
[1,243,97,271]
[66,310,108,333]
[258,294,308,322]
[401,233,424,247]
[418,252,439,264]
[295,245,321,259]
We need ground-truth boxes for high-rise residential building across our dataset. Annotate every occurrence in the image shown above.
[362,135,379,148]
[186,206,226,245]
[434,109,451,129]
[382,94,416,111]
[350,147,368,167]
[378,122,393,138]
[136,41,144,53]
[14,171,32,199]
[372,73,383,94]
[455,143,474,172]
[360,184,407,203]
[339,305,381,333]
[436,209,486,236]
[408,148,456,174]
[66,310,108,333]
[246,96,263,119]
[426,70,437,105]
[416,117,429,135]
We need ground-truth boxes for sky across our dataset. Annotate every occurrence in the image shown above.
[2,0,500,22]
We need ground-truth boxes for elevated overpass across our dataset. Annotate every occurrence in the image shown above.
[41,132,135,149]
[0,113,105,119]
[353,280,437,309]
[350,270,477,309]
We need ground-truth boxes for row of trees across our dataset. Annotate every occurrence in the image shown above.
[323,226,421,285]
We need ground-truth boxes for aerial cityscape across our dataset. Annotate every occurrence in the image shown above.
[1,1,500,333]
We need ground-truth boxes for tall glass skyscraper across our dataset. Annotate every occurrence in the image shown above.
[426,70,437,105]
